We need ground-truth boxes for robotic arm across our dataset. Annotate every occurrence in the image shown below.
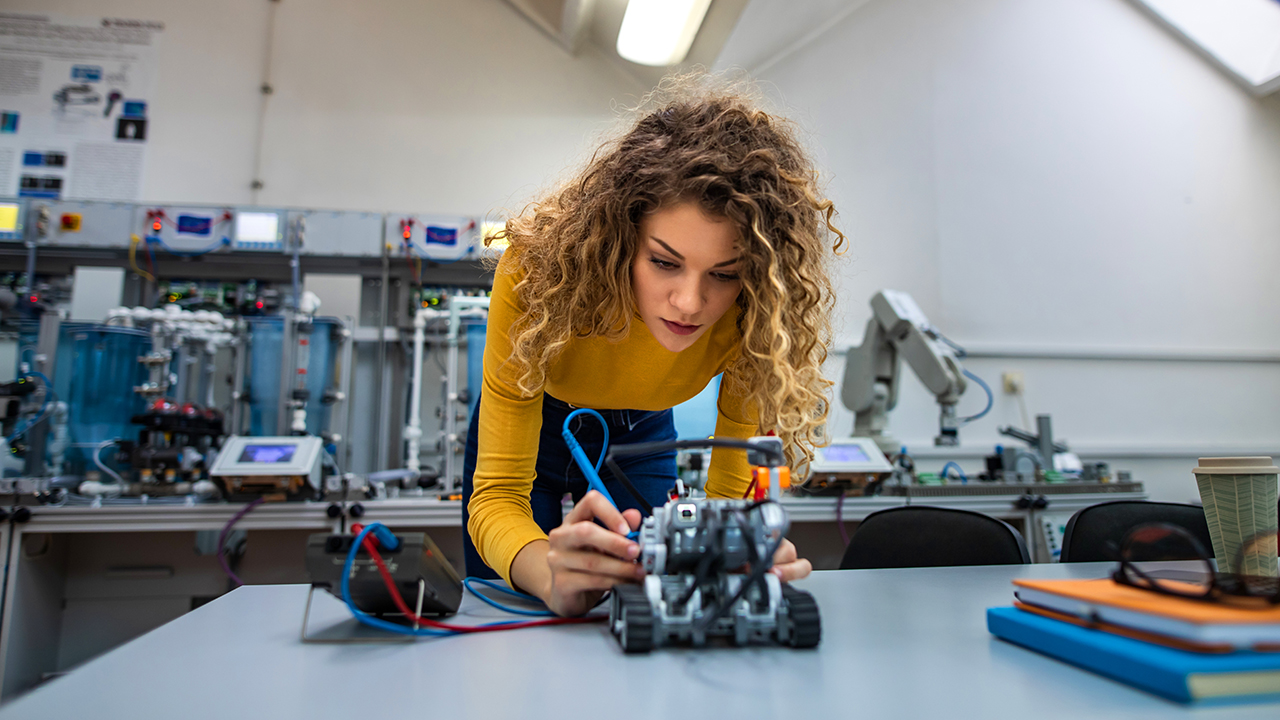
[842,290,968,450]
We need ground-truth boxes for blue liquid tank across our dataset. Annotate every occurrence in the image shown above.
[17,323,151,474]
[244,316,341,436]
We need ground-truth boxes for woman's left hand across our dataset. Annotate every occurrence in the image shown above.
[769,538,812,582]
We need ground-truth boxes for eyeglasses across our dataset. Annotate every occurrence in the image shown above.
[1110,523,1279,607]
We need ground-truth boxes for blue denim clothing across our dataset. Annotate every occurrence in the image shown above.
[461,392,678,579]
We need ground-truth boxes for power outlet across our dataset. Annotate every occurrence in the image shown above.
[1002,371,1024,395]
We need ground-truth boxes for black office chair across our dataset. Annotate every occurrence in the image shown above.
[1058,501,1212,563]
[839,506,1031,570]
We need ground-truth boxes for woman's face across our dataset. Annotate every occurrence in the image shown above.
[631,201,743,353]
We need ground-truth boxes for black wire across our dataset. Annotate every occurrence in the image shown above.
[607,438,784,463]
[694,505,779,633]
[603,456,654,516]
[675,510,722,608]
[676,551,715,609]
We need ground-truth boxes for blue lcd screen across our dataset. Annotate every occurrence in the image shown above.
[238,445,296,464]
[425,226,458,246]
[823,445,871,463]
[176,214,212,236]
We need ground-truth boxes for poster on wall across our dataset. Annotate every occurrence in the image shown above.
[0,13,162,202]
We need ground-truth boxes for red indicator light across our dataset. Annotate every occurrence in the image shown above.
[28,295,37,303]
[152,220,162,232]
[255,300,264,309]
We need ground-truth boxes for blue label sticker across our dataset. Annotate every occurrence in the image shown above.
[22,152,43,167]
[71,65,102,82]
[425,226,458,246]
[0,113,17,133]
[176,215,213,236]
[122,100,146,118]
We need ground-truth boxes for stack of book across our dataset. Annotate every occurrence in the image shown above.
[987,578,1280,704]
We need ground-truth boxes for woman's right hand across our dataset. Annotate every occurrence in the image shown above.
[542,491,645,617]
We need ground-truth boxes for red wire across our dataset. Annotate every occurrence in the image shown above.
[743,477,758,499]
[350,525,601,633]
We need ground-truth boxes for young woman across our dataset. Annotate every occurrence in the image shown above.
[463,77,844,617]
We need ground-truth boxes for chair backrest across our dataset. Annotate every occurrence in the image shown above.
[839,506,1031,570]
[1059,501,1211,563]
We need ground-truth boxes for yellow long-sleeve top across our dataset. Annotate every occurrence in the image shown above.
[469,252,758,585]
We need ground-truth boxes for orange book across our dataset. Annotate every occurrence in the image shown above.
[1012,578,1280,652]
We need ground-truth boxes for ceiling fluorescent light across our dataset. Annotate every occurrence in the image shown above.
[1131,0,1280,95]
[616,0,714,66]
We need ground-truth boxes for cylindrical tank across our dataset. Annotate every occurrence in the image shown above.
[244,316,341,436]
[15,323,152,473]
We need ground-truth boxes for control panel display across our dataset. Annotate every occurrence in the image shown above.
[821,445,871,463]
[237,444,297,464]
[176,214,213,236]
[235,212,280,243]
[0,203,18,234]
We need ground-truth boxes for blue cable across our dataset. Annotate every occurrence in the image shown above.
[341,523,454,636]
[407,242,475,265]
[463,575,540,602]
[960,369,993,424]
[562,408,608,473]
[146,234,230,258]
[940,461,968,484]
[462,577,555,617]
[561,408,640,540]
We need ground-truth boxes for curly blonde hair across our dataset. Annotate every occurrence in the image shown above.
[488,73,845,468]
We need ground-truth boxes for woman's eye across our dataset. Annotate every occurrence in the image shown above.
[712,272,740,283]
[650,257,678,270]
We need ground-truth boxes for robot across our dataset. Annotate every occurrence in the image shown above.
[604,437,821,653]
[842,289,978,451]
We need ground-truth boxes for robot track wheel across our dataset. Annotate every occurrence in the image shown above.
[611,584,655,654]
[782,585,821,649]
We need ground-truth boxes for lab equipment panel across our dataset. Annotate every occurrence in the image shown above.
[288,210,383,257]
[29,199,134,249]
[132,204,237,254]
[385,213,479,263]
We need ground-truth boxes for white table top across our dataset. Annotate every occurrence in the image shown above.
[0,562,1269,719]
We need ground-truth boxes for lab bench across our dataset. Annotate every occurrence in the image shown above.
[0,484,1146,701]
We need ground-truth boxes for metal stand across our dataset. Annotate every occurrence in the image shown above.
[300,578,428,643]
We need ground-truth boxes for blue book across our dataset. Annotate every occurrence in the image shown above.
[987,606,1280,704]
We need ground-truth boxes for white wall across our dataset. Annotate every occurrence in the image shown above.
[8,0,648,214]
[722,0,1280,502]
